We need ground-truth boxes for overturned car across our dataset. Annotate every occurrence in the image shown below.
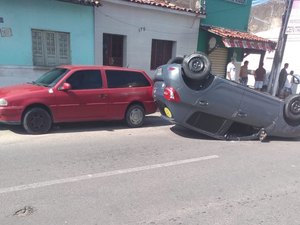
[153,52,300,141]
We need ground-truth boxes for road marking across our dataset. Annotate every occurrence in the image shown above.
[0,155,219,195]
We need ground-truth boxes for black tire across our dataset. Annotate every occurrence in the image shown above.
[23,108,52,134]
[167,56,184,64]
[125,105,145,128]
[284,95,300,121]
[182,52,211,80]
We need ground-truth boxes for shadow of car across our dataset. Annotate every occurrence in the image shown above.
[153,52,300,141]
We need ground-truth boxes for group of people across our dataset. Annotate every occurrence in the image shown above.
[226,58,296,98]
[277,63,295,99]
[226,58,266,91]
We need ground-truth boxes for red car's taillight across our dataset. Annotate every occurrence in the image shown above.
[163,87,181,102]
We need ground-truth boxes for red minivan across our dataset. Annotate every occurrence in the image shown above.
[0,66,157,134]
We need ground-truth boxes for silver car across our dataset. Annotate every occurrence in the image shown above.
[153,52,300,141]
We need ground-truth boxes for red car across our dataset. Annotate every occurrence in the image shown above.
[0,66,157,134]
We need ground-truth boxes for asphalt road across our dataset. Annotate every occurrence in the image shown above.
[1,113,300,225]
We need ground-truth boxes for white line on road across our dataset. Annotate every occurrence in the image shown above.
[0,155,219,195]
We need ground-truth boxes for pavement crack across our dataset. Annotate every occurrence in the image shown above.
[13,206,35,217]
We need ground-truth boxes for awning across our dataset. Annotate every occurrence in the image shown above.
[201,25,277,52]
[222,38,275,51]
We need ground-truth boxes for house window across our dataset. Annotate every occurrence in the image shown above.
[103,33,124,67]
[151,39,174,70]
[32,29,71,67]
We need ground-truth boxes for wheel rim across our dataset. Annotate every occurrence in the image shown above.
[188,57,204,73]
[27,112,49,132]
[291,100,300,114]
[129,108,143,125]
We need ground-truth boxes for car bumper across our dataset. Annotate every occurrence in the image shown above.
[144,101,158,114]
[155,99,191,124]
[0,106,22,125]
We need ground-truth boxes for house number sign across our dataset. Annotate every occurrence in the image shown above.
[0,27,13,37]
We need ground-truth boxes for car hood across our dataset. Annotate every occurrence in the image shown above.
[0,83,47,98]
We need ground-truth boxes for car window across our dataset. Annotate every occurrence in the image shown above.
[34,68,68,87]
[106,70,150,88]
[66,70,102,90]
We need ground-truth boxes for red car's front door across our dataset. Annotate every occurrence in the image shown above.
[52,69,109,122]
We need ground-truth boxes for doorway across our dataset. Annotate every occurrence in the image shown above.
[103,33,124,67]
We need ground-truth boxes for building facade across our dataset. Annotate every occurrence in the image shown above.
[196,0,276,78]
[94,0,205,78]
[0,0,95,86]
[250,0,300,75]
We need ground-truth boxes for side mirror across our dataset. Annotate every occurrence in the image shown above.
[59,82,72,91]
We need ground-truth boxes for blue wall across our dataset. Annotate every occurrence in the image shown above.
[198,0,252,54]
[0,0,94,66]
[202,0,252,31]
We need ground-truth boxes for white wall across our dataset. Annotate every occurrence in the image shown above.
[94,0,201,78]
[255,28,300,75]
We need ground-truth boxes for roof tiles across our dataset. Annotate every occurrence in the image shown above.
[127,0,205,14]
[202,25,275,44]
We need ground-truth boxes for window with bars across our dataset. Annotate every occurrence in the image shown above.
[32,29,71,67]
[151,39,174,70]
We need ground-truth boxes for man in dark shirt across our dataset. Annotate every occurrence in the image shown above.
[254,62,266,91]
[278,63,289,96]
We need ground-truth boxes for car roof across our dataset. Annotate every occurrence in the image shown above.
[58,65,146,73]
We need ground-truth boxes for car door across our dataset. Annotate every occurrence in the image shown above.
[182,78,245,135]
[193,78,245,119]
[104,69,152,119]
[54,69,108,122]
[236,88,281,127]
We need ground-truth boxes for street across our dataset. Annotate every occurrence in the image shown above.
[1,113,300,225]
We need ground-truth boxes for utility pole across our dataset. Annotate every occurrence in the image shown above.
[267,0,294,96]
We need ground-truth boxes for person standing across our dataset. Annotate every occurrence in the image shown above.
[226,57,236,81]
[278,63,289,96]
[239,61,249,86]
[254,62,266,91]
[283,70,294,98]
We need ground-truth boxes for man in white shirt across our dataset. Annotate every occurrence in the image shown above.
[282,70,294,98]
[226,58,236,81]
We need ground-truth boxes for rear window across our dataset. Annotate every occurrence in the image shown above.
[106,70,150,88]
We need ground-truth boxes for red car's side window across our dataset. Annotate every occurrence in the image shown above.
[66,70,102,90]
[106,70,150,88]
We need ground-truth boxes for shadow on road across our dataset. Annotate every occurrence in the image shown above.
[170,125,300,142]
[170,125,215,140]
[0,114,172,135]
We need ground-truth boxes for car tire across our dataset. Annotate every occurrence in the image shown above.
[167,56,184,64]
[23,107,52,134]
[125,104,145,128]
[284,95,300,121]
[182,52,211,80]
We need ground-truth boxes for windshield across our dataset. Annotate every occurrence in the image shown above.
[32,68,69,87]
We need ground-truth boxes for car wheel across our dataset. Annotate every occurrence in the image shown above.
[125,105,145,128]
[182,52,211,80]
[284,95,300,121]
[167,56,184,64]
[23,108,52,134]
